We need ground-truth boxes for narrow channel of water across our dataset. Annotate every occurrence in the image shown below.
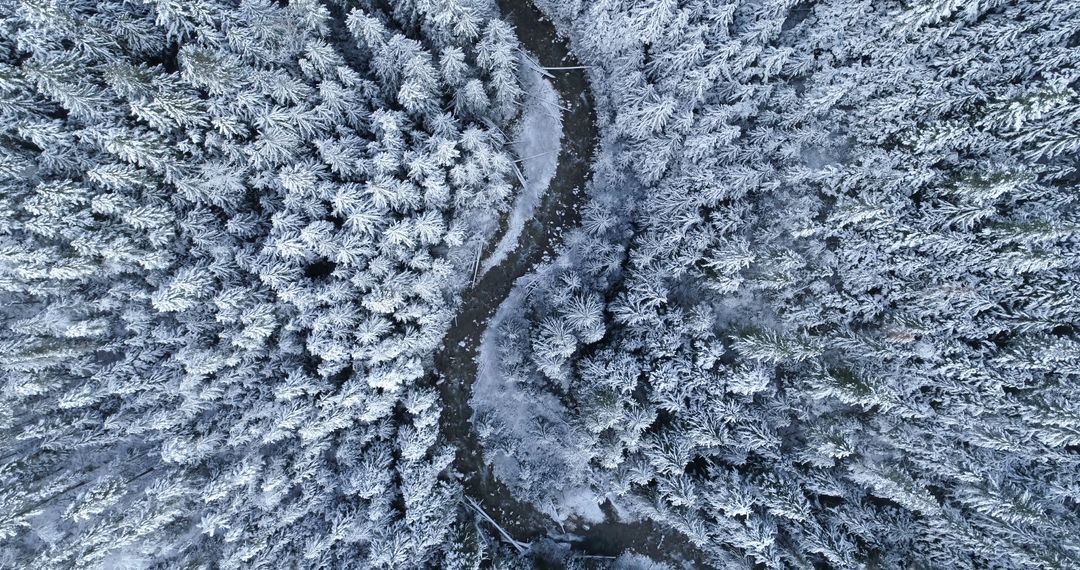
[434,1,704,566]
[433,0,596,544]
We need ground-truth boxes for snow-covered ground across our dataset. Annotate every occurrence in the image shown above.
[473,262,610,525]
[478,52,563,277]
[473,276,555,447]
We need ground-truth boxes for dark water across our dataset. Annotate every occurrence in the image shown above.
[433,1,705,566]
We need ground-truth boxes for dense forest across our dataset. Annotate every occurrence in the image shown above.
[478,0,1080,567]
[0,0,527,566]
[2,0,1079,568]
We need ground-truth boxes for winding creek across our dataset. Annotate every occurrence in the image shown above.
[433,0,702,565]
[433,0,595,546]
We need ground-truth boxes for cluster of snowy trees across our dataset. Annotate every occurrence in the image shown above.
[5,0,1079,565]
[0,0,530,566]
[478,0,1080,566]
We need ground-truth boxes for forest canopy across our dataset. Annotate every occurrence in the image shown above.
[1,0,524,566]
[1,0,1079,568]
[477,0,1080,567]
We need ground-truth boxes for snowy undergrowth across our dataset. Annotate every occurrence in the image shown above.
[473,260,611,526]
[478,52,563,277]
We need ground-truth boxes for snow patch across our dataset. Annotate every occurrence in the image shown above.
[479,52,563,276]
[555,487,605,524]
[614,553,674,570]
[474,280,567,439]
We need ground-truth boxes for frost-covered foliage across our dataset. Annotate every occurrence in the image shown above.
[478,0,1080,566]
[0,0,525,566]
[5,0,1080,565]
